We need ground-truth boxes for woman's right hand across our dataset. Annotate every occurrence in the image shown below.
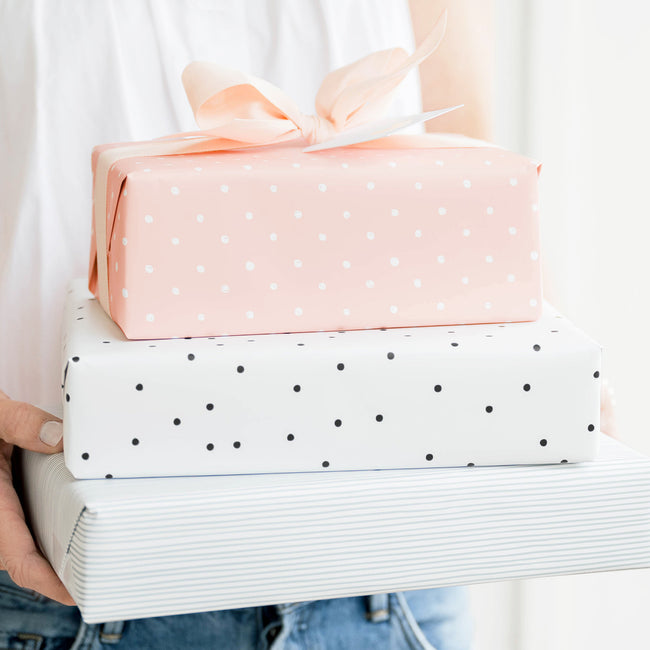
[0,390,74,605]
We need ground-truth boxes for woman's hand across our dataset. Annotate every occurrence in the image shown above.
[0,390,74,605]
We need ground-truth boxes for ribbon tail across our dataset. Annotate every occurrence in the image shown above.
[401,9,448,72]
[357,9,448,101]
[304,106,463,153]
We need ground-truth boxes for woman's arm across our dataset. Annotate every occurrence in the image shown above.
[409,0,493,140]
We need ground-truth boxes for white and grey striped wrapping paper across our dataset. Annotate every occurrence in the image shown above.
[20,435,650,624]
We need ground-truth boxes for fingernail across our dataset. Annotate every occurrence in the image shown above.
[39,420,63,447]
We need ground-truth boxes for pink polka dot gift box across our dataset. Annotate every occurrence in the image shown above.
[62,280,599,480]
[89,142,542,339]
[88,14,542,339]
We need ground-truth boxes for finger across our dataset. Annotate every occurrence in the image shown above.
[0,549,75,606]
[0,457,74,605]
[0,391,63,453]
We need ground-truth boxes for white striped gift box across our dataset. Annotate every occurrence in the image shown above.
[20,435,650,623]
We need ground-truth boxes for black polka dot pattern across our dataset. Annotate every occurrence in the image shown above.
[62,287,602,478]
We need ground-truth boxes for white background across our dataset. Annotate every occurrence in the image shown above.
[470,1,650,647]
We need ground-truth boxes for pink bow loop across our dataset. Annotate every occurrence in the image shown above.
[181,62,304,143]
[314,47,410,131]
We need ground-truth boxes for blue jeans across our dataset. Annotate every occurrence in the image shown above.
[0,572,473,649]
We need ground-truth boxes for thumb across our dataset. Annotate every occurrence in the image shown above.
[0,391,63,454]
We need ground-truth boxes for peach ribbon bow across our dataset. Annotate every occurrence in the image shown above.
[179,9,450,151]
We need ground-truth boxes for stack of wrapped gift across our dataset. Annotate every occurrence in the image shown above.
[20,18,650,623]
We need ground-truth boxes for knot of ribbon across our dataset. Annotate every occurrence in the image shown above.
[296,114,338,146]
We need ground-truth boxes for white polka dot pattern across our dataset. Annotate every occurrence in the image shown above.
[62,281,601,479]
[99,145,542,339]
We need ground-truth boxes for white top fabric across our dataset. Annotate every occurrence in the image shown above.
[0,0,421,406]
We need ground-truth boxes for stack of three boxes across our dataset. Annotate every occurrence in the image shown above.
[20,136,650,624]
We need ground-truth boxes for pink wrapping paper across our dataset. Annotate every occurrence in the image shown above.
[89,143,542,339]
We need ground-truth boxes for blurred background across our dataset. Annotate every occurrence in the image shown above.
[470,0,650,647]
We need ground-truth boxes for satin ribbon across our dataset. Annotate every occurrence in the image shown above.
[179,9,449,148]
[91,10,485,315]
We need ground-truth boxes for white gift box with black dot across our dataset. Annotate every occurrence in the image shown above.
[62,280,601,479]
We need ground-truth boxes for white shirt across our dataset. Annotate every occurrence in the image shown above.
[0,0,421,406]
